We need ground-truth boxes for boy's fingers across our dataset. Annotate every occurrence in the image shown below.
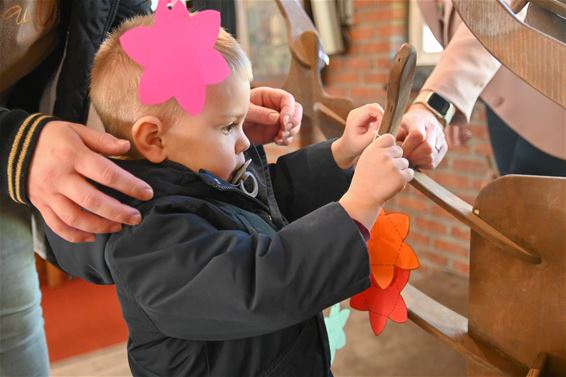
[374,133,396,147]
[74,151,153,201]
[388,145,404,158]
[403,168,415,182]
[353,103,384,126]
[366,103,384,119]
[395,157,410,170]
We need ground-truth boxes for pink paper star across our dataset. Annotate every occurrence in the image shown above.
[119,0,230,115]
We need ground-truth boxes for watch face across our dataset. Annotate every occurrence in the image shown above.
[428,92,451,115]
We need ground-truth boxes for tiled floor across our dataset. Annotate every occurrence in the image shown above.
[51,271,468,377]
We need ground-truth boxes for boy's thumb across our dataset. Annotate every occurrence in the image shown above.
[374,133,396,147]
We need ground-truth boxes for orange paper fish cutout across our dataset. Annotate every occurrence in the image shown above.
[368,211,419,289]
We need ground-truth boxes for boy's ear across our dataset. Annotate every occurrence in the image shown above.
[131,116,167,163]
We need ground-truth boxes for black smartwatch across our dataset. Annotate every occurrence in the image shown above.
[413,91,456,127]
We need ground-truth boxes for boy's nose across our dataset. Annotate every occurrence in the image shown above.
[237,131,251,153]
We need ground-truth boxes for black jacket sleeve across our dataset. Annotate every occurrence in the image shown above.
[106,201,370,341]
[0,108,56,204]
[269,139,353,221]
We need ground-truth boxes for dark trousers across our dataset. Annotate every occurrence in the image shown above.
[485,106,566,177]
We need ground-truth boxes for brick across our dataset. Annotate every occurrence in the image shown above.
[451,227,470,241]
[350,26,374,41]
[461,194,476,205]
[363,72,388,85]
[375,57,391,68]
[452,159,488,174]
[430,206,453,219]
[328,59,345,71]
[350,42,392,55]
[351,87,379,99]
[469,125,489,139]
[355,0,380,10]
[431,172,470,190]
[360,8,407,23]
[434,239,468,257]
[407,231,431,247]
[452,260,470,276]
[348,57,372,70]
[474,143,493,156]
[415,218,448,234]
[397,195,429,211]
[327,72,359,86]
[376,24,406,38]
[420,251,448,267]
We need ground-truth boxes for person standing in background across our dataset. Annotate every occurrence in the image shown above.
[397,0,566,176]
[0,2,154,375]
[0,1,298,375]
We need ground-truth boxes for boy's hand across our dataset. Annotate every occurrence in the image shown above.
[244,87,302,146]
[332,103,383,169]
[339,134,414,229]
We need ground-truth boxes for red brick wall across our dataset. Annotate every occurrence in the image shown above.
[265,1,498,278]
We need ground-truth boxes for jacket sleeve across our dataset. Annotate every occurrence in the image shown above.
[0,108,56,204]
[268,139,353,221]
[107,201,370,341]
[420,23,501,125]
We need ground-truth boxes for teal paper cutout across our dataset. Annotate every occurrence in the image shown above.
[324,303,350,366]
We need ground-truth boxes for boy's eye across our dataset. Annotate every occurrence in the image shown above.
[222,123,237,135]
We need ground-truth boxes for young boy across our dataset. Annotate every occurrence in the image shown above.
[46,13,413,377]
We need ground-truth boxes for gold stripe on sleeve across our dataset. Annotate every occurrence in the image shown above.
[14,114,52,203]
[7,113,41,203]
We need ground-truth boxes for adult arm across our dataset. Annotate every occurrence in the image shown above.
[398,2,504,167]
[0,108,153,242]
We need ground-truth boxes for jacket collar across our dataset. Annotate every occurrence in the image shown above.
[108,158,270,214]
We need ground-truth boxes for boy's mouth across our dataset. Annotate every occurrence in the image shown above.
[229,159,251,184]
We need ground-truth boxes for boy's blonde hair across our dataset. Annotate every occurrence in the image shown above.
[90,14,252,144]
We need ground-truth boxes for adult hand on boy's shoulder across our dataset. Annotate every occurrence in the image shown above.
[28,121,154,243]
[396,104,448,169]
[244,87,302,146]
[332,103,384,169]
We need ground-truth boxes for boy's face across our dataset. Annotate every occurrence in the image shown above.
[162,70,251,181]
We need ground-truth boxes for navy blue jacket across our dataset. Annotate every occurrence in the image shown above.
[46,140,371,376]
